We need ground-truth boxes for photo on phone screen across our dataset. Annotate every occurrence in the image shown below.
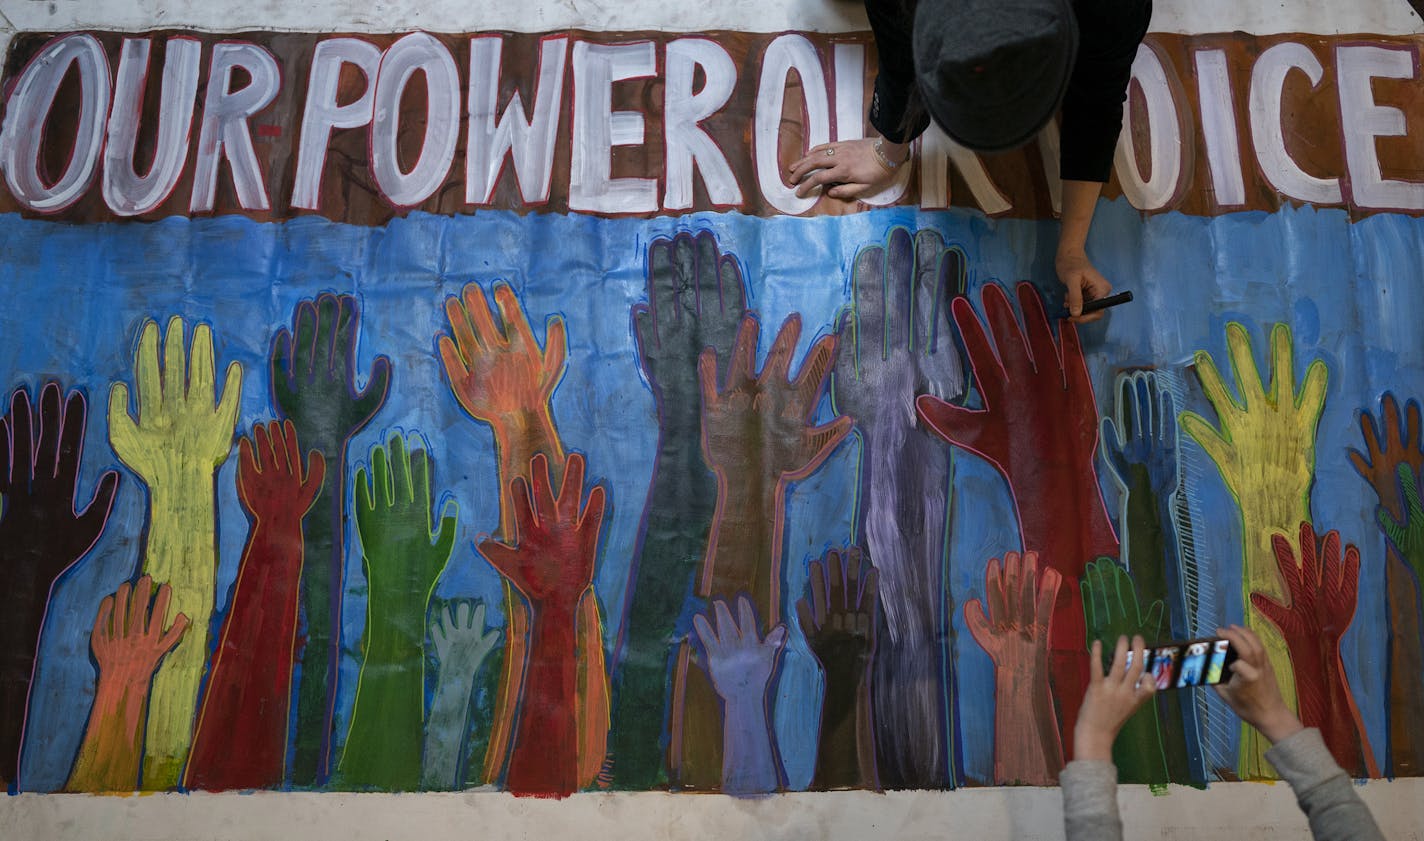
[1205,638,1231,685]
[1176,641,1210,688]
[1151,646,1178,690]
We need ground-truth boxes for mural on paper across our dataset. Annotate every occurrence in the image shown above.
[1,24,1422,796]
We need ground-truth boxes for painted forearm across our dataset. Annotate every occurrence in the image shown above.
[66,677,149,792]
[341,600,428,789]
[507,603,580,795]
[292,456,341,786]
[993,670,1061,785]
[186,519,304,789]
[422,656,482,790]
[140,483,218,790]
[814,664,875,790]
[702,476,779,617]
[721,697,779,794]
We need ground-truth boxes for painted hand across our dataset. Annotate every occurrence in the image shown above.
[0,382,121,584]
[699,313,850,486]
[796,547,880,791]
[270,293,392,454]
[478,452,604,613]
[237,419,325,529]
[1347,392,1423,517]
[915,282,1115,569]
[438,281,566,426]
[693,595,788,794]
[633,231,747,407]
[1379,463,1424,589]
[108,316,243,480]
[1081,558,1164,652]
[430,599,502,678]
[1080,558,1167,784]
[964,550,1063,785]
[66,576,189,792]
[354,433,459,601]
[797,547,878,680]
[1100,370,1179,499]
[1178,321,1325,775]
[1251,522,1378,776]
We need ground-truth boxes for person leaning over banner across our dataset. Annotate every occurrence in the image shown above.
[789,0,1151,323]
[1064,627,1386,841]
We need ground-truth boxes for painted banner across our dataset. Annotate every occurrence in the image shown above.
[1,24,1422,796]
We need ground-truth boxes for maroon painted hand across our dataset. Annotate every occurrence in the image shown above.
[914,282,1116,569]
[1251,522,1379,777]
[916,281,1115,754]
[237,420,326,527]
[964,550,1063,785]
[479,451,604,613]
[477,451,605,797]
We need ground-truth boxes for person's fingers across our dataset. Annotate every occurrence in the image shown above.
[1109,634,1129,682]
[1089,639,1105,684]
[1128,635,1149,686]
[827,182,872,200]
[794,167,844,198]
[1064,272,1084,317]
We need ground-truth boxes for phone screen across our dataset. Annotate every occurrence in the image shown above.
[1109,638,1236,690]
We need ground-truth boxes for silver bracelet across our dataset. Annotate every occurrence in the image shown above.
[873,137,902,171]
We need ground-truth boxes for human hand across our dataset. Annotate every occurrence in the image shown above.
[694,595,789,707]
[1100,371,1179,499]
[236,419,325,527]
[0,382,121,586]
[965,550,1060,674]
[1054,248,1112,324]
[429,598,501,677]
[90,576,190,687]
[353,433,459,599]
[438,281,566,426]
[833,227,967,425]
[1214,624,1303,744]
[109,316,243,480]
[1074,635,1154,761]
[270,293,391,454]
[797,547,878,677]
[788,138,907,200]
[633,231,747,410]
[699,313,851,485]
[478,452,605,613]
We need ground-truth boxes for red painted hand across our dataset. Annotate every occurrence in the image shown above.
[1251,522,1379,777]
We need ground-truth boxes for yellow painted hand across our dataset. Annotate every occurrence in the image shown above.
[1178,321,1327,778]
[107,316,243,789]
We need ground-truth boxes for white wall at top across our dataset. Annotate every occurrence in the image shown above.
[0,0,1419,36]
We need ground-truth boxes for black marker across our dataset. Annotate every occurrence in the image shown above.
[1062,289,1133,318]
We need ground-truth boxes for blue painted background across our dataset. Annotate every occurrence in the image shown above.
[3,199,1420,790]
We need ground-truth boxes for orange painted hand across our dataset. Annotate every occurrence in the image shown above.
[66,576,189,792]
[438,281,567,425]
[964,551,1063,785]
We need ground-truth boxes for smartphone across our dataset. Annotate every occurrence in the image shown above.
[1113,637,1237,690]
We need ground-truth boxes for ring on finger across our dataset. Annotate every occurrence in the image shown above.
[825,147,836,157]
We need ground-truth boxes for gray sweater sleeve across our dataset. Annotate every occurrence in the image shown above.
[1061,760,1123,841]
[1265,728,1386,841]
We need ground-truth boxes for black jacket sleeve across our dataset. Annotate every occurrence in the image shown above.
[865,1,929,143]
[1060,0,1153,182]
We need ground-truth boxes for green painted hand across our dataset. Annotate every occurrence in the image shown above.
[1081,558,1168,786]
[1380,463,1424,591]
[340,432,458,790]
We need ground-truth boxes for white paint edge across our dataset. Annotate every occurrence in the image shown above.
[1,780,1422,841]
[0,0,1418,37]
